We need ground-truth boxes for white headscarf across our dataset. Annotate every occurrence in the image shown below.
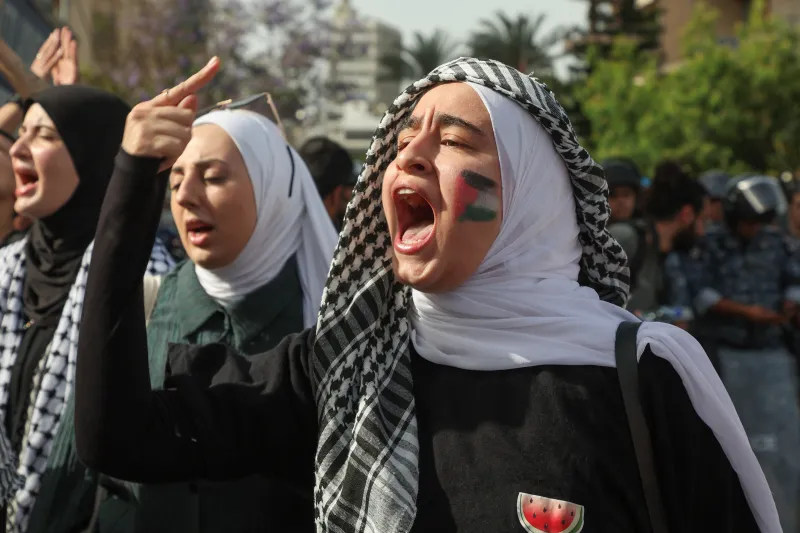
[410,83,781,533]
[192,110,337,327]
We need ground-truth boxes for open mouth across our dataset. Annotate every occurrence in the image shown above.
[185,220,215,246]
[14,168,39,198]
[394,187,436,253]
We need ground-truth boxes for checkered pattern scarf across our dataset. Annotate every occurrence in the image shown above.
[310,57,629,532]
[0,237,173,532]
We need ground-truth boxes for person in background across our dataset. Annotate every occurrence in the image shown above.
[0,30,80,247]
[0,85,174,532]
[90,108,336,533]
[610,161,706,321]
[603,158,642,224]
[699,170,730,229]
[785,180,800,242]
[660,179,720,371]
[298,136,356,231]
[696,174,800,532]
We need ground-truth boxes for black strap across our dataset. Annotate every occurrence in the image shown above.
[615,322,671,533]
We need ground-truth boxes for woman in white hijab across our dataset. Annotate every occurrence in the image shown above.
[88,107,335,532]
[76,58,779,533]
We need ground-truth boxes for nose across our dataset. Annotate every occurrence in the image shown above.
[173,173,202,210]
[9,135,31,162]
[394,133,435,177]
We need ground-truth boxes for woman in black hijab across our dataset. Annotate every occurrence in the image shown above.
[0,86,174,533]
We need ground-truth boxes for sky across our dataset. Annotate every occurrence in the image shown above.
[351,0,588,74]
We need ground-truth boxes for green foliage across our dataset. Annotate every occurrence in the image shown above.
[577,0,800,176]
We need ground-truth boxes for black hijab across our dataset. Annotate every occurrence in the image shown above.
[21,86,130,323]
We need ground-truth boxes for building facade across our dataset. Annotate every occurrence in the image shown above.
[638,0,798,66]
[303,0,402,157]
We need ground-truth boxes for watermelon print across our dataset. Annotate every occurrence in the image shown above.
[455,170,499,222]
[517,493,584,533]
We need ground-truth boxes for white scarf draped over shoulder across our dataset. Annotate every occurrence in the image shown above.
[192,110,337,327]
[308,58,780,533]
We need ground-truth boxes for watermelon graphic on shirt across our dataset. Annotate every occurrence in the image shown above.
[517,493,584,533]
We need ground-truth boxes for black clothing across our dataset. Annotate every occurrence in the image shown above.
[95,256,310,533]
[5,321,56,453]
[0,229,26,249]
[1,86,131,530]
[23,86,130,323]
[76,152,759,533]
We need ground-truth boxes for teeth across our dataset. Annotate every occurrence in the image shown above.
[397,187,416,196]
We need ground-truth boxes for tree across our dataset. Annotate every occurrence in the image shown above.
[558,1,662,142]
[565,0,661,75]
[82,0,352,128]
[469,11,560,76]
[381,30,460,83]
[577,0,800,176]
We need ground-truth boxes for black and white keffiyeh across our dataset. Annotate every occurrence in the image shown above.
[311,57,781,533]
[310,58,629,533]
[0,237,173,531]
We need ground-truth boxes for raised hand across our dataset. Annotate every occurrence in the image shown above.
[29,30,62,81]
[52,27,79,86]
[121,57,220,172]
[0,39,47,98]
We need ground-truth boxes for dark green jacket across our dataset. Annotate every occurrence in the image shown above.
[95,258,313,533]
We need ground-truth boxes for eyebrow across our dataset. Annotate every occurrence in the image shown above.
[19,123,58,133]
[398,113,485,137]
[171,158,229,174]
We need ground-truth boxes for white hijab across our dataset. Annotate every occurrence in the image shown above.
[192,110,337,327]
[410,83,781,533]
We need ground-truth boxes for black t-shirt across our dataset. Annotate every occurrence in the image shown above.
[74,152,759,533]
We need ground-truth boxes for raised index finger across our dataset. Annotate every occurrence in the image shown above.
[152,57,220,107]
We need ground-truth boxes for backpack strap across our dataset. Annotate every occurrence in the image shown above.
[615,321,671,533]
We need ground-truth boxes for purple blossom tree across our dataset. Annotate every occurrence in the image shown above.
[83,0,356,122]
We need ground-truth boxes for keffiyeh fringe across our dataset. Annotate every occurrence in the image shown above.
[0,238,173,531]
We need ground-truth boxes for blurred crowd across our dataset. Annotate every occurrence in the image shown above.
[606,157,800,527]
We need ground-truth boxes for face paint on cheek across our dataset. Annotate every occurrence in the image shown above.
[454,170,499,222]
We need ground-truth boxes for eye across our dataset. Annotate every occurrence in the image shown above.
[442,139,467,149]
[204,175,226,184]
[397,138,412,151]
[169,181,181,192]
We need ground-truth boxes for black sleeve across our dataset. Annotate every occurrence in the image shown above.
[639,348,759,532]
[75,151,318,485]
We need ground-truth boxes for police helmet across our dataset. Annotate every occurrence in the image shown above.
[723,174,788,224]
[699,170,730,199]
[602,158,642,191]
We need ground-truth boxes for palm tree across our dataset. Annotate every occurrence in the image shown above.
[469,11,561,76]
[381,30,461,83]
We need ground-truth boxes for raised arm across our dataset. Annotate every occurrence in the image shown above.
[75,62,319,484]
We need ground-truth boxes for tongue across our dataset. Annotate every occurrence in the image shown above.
[401,221,433,242]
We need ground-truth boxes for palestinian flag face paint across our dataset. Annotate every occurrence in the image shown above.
[455,170,499,222]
